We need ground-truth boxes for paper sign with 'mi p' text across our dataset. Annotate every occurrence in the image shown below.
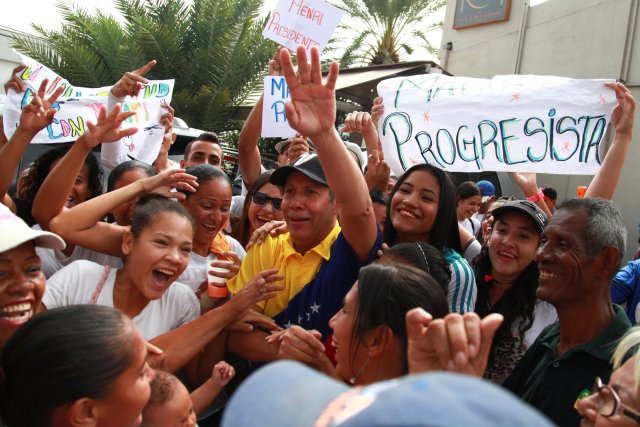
[3,53,174,165]
[263,0,346,52]
[376,74,617,176]
[262,76,296,138]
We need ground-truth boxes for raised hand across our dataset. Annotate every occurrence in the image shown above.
[406,309,503,376]
[18,79,65,135]
[340,111,374,134]
[371,97,384,126]
[606,82,636,137]
[510,171,539,197]
[280,45,338,138]
[111,60,156,98]
[140,168,198,199]
[268,46,285,76]
[364,150,390,192]
[210,361,235,387]
[81,104,138,148]
[3,64,27,94]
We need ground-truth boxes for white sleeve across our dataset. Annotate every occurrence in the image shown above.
[463,238,482,265]
[100,91,128,171]
[227,235,247,260]
[42,261,83,309]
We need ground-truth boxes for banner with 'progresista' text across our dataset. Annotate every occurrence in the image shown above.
[376,74,617,176]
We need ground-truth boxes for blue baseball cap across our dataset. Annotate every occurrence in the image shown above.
[221,361,554,427]
[477,180,496,202]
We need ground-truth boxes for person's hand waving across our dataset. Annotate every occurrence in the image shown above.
[280,46,338,139]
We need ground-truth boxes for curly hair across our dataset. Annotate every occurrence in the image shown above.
[21,143,103,203]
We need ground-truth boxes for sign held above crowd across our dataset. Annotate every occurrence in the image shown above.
[376,74,617,176]
[262,76,297,138]
[263,0,345,52]
[3,53,175,165]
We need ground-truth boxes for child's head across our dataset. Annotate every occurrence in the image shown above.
[142,370,196,427]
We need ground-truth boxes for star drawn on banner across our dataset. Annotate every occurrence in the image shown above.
[561,141,571,152]
[422,111,430,122]
[511,93,521,102]
[408,156,420,166]
[598,94,608,105]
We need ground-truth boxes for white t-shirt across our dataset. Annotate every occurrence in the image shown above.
[177,235,245,304]
[44,260,199,341]
[459,217,481,237]
[33,225,123,278]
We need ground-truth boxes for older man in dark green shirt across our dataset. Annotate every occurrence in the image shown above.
[407,198,631,427]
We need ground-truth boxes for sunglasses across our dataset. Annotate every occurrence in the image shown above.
[250,191,282,211]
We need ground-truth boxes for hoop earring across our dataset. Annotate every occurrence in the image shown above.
[349,351,372,385]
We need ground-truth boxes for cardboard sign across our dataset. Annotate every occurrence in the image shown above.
[263,0,345,52]
[262,76,296,138]
[376,74,617,176]
[3,53,174,165]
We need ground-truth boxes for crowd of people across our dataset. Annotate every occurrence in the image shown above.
[0,44,638,427]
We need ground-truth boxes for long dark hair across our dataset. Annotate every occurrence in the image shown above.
[0,305,136,427]
[22,143,103,203]
[350,262,449,374]
[383,164,461,253]
[232,171,275,247]
[474,247,539,350]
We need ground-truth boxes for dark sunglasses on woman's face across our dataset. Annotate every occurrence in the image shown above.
[251,191,282,211]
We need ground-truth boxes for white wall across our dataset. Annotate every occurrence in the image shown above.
[441,0,640,261]
[0,27,23,95]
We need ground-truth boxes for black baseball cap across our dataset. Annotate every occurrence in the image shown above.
[270,153,327,186]
[492,200,548,233]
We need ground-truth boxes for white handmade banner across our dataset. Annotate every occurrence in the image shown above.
[376,74,617,176]
[262,76,296,138]
[3,53,174,165]
[263,0,345,52]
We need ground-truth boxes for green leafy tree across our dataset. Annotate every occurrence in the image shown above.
[330,0,445,67]
[11,0,277,132]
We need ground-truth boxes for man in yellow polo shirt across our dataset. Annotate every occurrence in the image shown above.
[228,45,381,353]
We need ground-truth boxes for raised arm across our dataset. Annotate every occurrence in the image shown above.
[154,104,177,172]
[510,172,553,219]
[585,82,636,200]
[238,48,283,188]
[148,269,283,374]
[101,60,156,170]
[281,46,379,262]
[32,104,138,234]
[49,168,197,256]
[0,78,63,201]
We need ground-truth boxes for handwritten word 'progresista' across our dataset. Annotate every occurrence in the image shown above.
[382,110,607,171]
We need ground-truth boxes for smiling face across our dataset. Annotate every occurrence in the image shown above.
[457,195,482,220]
[488,211,540,283]
[95,324,154,427]
[0,242,45,348]
[389,169,441,243]
[329,283,369,384]
[112,168,150,226]
[51,158,90,209]
[122,211,193,301]
[181,140,223,169]
[248,182,284,233]
[535,208,596,306]
[181,178,231,255]
[577,356,640,427]
[281,172,337,253]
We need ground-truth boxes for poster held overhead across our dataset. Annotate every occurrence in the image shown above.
[263,0,345,53]
[3,53,174,166]
[376,74,617,176]
[262,76,297,138]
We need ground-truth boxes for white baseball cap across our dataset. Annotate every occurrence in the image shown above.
[0,206,65,253]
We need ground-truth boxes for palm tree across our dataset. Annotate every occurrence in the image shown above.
[11,0,277,131]
[330,0,445,67]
